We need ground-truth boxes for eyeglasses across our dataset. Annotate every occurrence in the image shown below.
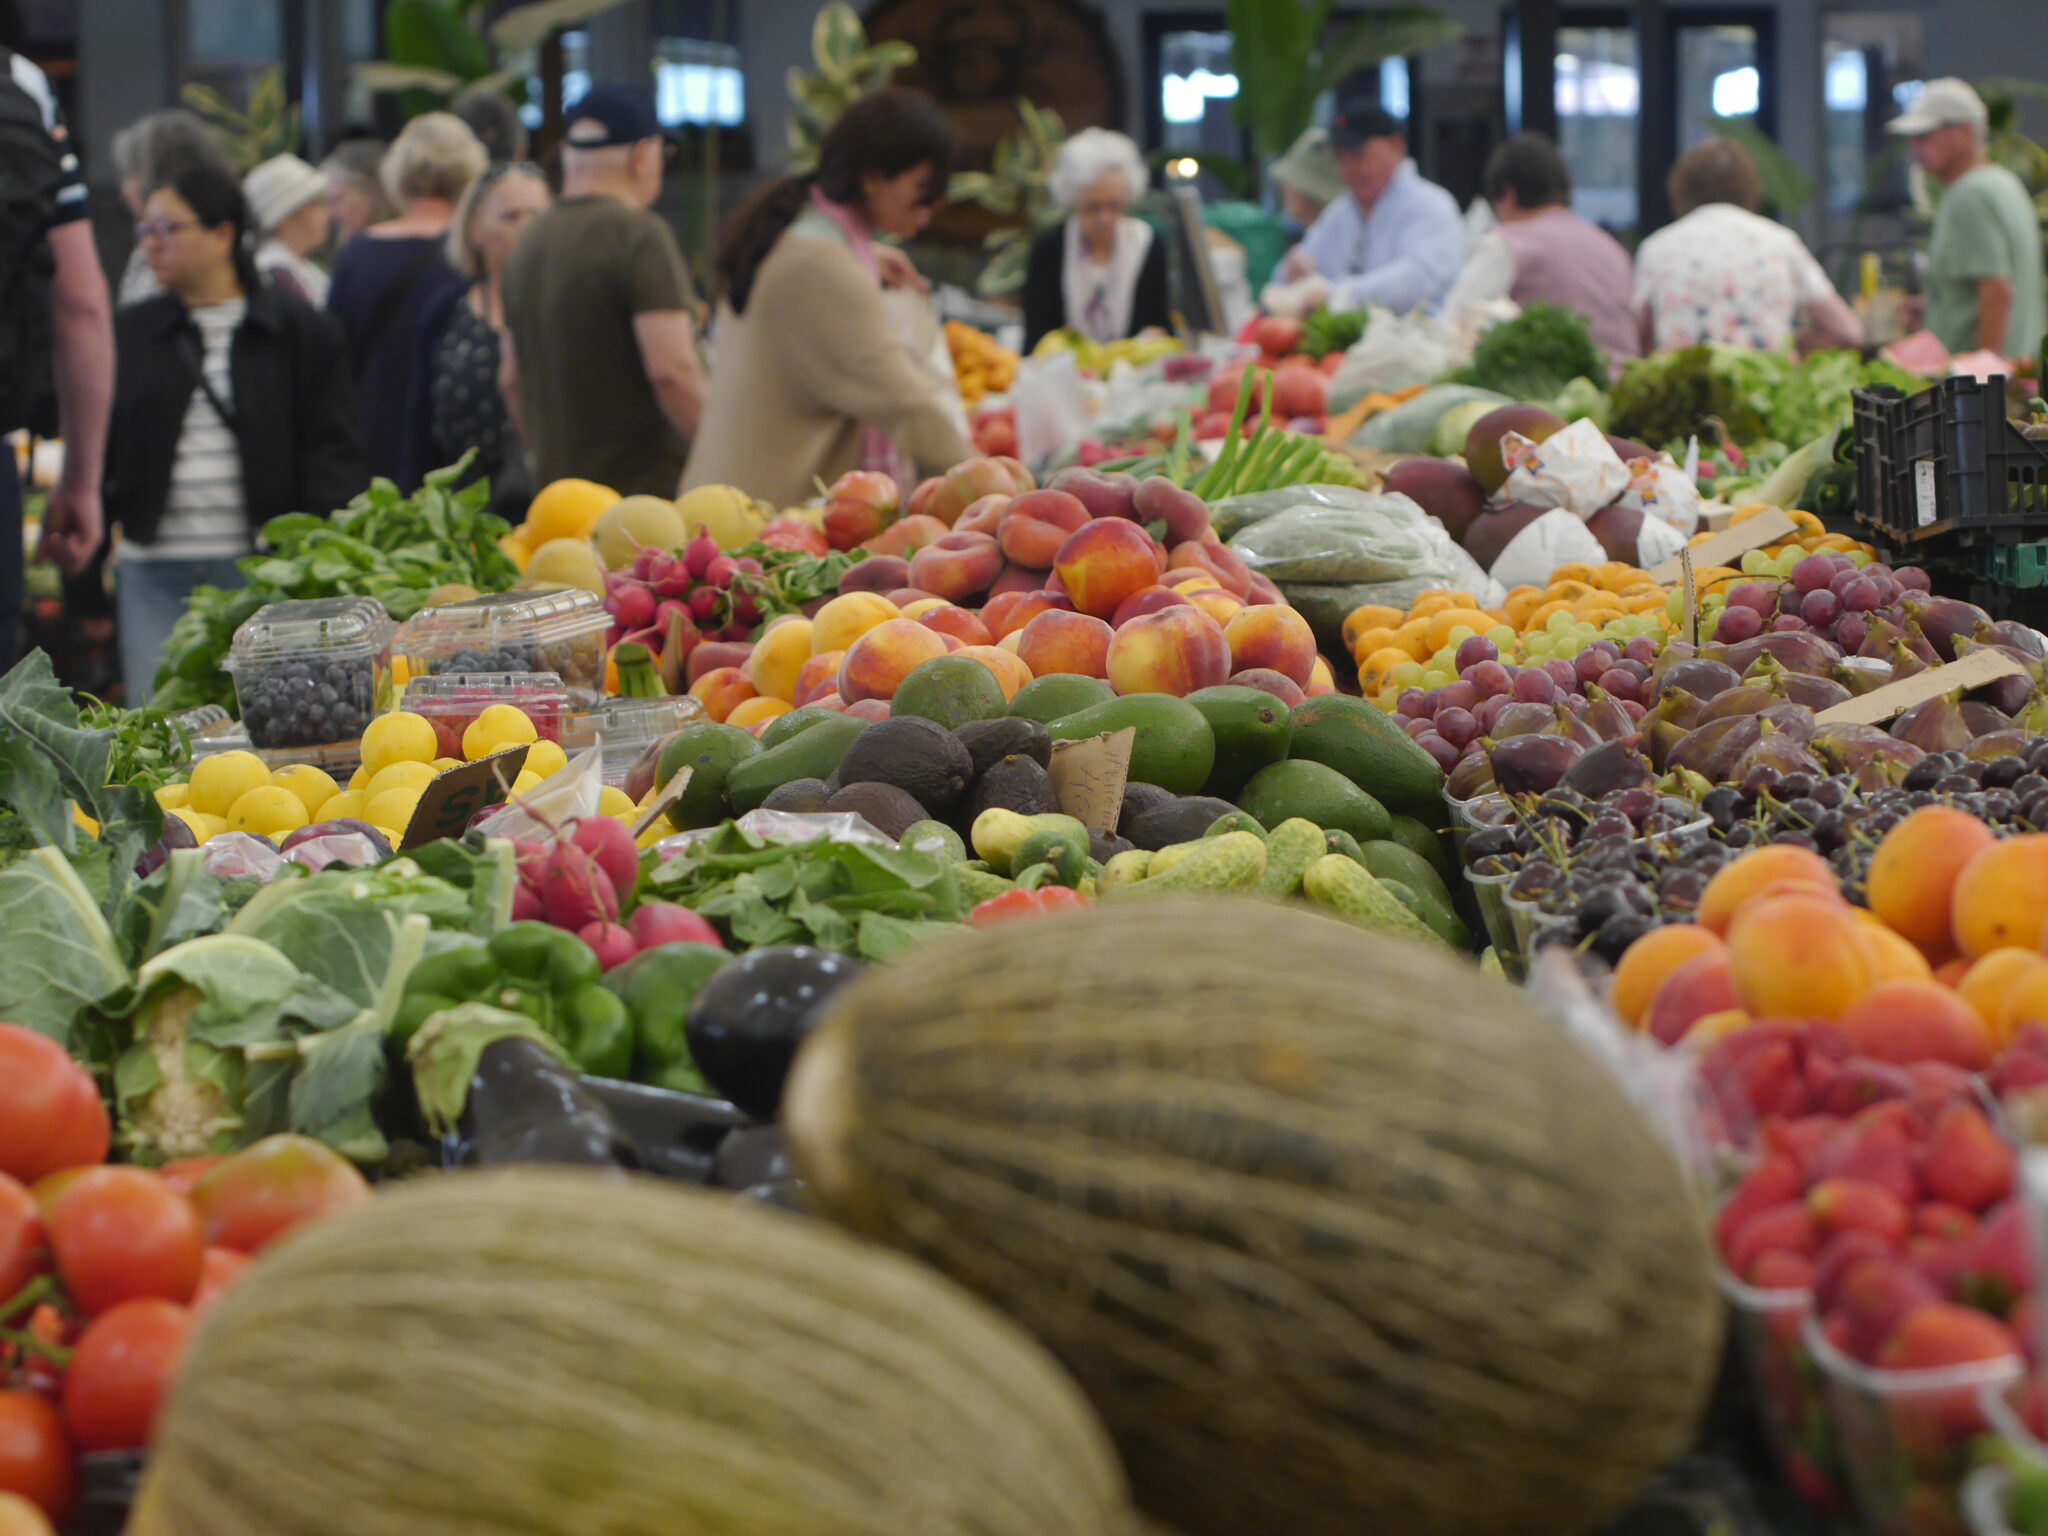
[135,218,198,241]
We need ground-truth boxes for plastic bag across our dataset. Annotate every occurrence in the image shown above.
[652,809,900,862]
[1013,351,1093,466]
[474,743,604,843]
[1327,308,1466,408]
[282,831,387,872]
[1210,481,1368,541]
[1630,511,1689,568]
[1350,383,1509,454]
[1488,508,1606,590]
[1500,418,1630,517]
[201,832,287,881]
[1227,488,1501,592]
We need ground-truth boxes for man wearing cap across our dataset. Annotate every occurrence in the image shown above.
[501,82,706,498]
[1891,77,2045,359]
[244,153,332,306]
[1273,97,1463,314]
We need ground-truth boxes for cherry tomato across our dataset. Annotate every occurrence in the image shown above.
[0,1028,107,1185]
[0,1179,42,1309]
[0,1392,72,1522]
[189,1247,247,1317]
[156,1157,224,1199]
[0,1491,56,1536]
[189,1135,370,1254]
[60,1299,191,1453]
[47,1169,201,1316]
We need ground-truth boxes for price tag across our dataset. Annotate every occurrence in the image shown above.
[1678,544,1699,647]
[631,767,692,840]
[1048,729,1135,834]
[399,746,530,850]
[1647,508,1798,584]
[1915,461,1939,529]
[1813,648,2029,727]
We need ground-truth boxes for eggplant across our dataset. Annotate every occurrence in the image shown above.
[455,1037,639,1170]
[581,1077,749,1184]
[685,946,865,1120]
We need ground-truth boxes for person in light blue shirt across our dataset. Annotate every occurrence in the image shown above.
[1273,101,1464,314]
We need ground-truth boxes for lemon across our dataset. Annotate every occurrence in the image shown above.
[361,711,439,777]
[432,756,462,772]
[524,738,569,779]
[365,787,421,832]
[188,751,271,817]
[597,785,637,820]
[347,764,369,791]
[366,760,437,802]
[271,764,339,819]
[170,806,225,843]
[320,790,368,823]
[227,785,311,838]
[154,782,191,811]
[509,770,543,799]
[462,704,539,760]
[373,826,406,847]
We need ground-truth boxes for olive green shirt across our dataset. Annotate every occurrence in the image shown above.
[1926,163,2046,357]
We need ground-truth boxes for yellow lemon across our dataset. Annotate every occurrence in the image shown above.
[360,711,438,776]
[170,807,225,843]
[597,785,637,820]
[523,739,568,779]
[524,478,620,544]
[366,760,437,802]
[373,826,406,848]
[226,785,311,838]
[365,787,421,832]
[188,751,271,817]
[509,770,543,799]
[154,782,191,811]
[431,756,462,772]
[462,704,538,760]
[271,764,339,820]
[320,790,368,823]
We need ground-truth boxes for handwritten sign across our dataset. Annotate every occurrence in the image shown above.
[1048,729,1135,833]
[1813,648,2029,728]
[1649,508,1799,585]
[631,767,692,840]
[1678,545,1699,647]
[399,746,530,850]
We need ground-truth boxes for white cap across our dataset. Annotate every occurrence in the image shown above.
[242,153,327,234]
[1888,77,1988,137]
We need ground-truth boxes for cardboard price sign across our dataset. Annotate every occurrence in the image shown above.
[1648,508,1798,586]
[631,767,692,840]
[1048,729,1135,833]
[1678,545,1698,647]
[1813,648,2029,728]
[399,746,530,850]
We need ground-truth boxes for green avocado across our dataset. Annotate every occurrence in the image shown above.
[1184,684,1294,799]
[1048,693,1216,797]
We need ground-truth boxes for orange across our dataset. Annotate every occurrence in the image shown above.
[1611,924,1726,1030]
[1953,834,2048,958]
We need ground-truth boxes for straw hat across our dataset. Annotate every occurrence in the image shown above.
[242,153,327,234]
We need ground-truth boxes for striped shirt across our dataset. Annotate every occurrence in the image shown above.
[125,300,250,561]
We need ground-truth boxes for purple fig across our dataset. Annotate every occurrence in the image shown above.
[1960,700,2015,737]
[1446,753,1496,800]
[1492,700,1556,738]
[1967,729,2033,763]
[1695,685,1776,725]
[1851,742,1927,790]
[1887,637,1929,682]
[1835,658,1894,696]
[1758,703,1817,741]
[1642,718,1690,772]
[1652,686,1708,730]
[1779,671,1851,712]
[1890,691,1971,753]
[1561,735,1655,797]
[1904,596,1993,661]
[1660,657,1743,700]
[1666,714,1764,782]
[1579,686,1634,741]
[1543,704,1600,749]
[1647,640,1698,677]
[1487,734,1585,796]
[1733,725,1824,782]
[1984,619,2048,659]
[1753,631,1843,675]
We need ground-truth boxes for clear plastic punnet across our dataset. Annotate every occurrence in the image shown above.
[225,596,393,750]
[391,588,611,702]
[400,672,571,759]
[563,695,702,785]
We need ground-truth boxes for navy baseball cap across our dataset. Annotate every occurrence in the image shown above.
[1329,93,1405,149]
[563,82,663,149]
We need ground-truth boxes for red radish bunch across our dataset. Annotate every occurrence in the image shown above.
[604,536,765,653]
[508,822,725,970]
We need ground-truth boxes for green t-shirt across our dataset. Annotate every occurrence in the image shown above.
[1926,163,2046,357]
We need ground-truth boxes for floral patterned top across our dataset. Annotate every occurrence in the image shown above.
[1632,203,1837,351]
[430,299,510,491]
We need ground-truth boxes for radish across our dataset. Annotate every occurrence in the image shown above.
[653,562,694,599]
[542,844,619,929]
[689,587,722,622]
[733,557,763,577]
[631,545,668,582]
[610,581,657,629]
[704,555,737,588]
[510,881,546,922]
[683,532,720,578]
[629,901,725,952]
[619,625,662,652]
[655,598,693,632]
[513,839,552,887]
[570,815,640,895]
[579,921,639,972]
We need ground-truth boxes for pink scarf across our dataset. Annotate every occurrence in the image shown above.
[808,186,911,486]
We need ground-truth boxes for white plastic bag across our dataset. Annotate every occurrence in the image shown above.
[1013,351,1092,466]
[1327,307,1465,406]
[652,809,900,862]
[1630,512,1689,568]
[1500,418,1630,517]
[1488,508,1606,590]
[474,744,604,842]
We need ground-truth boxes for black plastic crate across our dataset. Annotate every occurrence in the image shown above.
[1852,376,2048,545]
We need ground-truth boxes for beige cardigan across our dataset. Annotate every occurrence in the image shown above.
[682,222,972,507]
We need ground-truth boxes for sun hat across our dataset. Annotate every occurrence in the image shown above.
[1270,127,1343,205]
[241,153,327,235]
[1888,77,1989,136]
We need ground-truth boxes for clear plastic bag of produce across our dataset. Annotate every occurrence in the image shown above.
[474,743,604,843]
[654,809,900,860]
[201,832,288,881]
[282,831,388,871]
[1224,487,1504,595]
[1012,350,1094,466]
[1326,308,1466,410]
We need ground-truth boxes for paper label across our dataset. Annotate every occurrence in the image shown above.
[1678,545,1699,647]
[1813,648,2029,727]
[658,612,693,695]
[1647,508,1798,585]
[400,746,530,850]
[631,767,692,839]
[1048,729,1134,833]
[1915,461,1939,529]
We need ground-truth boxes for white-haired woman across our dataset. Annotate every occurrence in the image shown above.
[1022,128,1168,352]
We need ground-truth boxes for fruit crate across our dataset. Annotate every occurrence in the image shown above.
[390,588,611,705]
[1852,377,2048,548]
[223,596,393,751]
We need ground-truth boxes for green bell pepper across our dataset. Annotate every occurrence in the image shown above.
[390,939,501,1047]
[558,982,634,1081]
[602,942,729,1094]
[490,921,602,993]
[394,922,630,1077]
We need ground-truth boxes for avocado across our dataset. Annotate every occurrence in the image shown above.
[1361,839,1454,909]
[835,714,975,817]
[1009,673,1115,724]
[1123,795,1243,851]
[1379,877,1468,948]
[1118,781,1176,834]
[901,819,966,861]
[963,753,1061,826]
[1386,812,1453,884]
[758,705,841,751]
[956,717,1051,781]
[760,777,832,815]
[825,781,928,841]
[1048,694,1215,797]
[1184,685,1293,799]
[1288,695,1446,818]
[657,722,762,832]
[723,714,867,816]
[1237,759,1392,844]
[891,654,1010,730]
[1322,827,1366,865]
[1087,827,1134,864]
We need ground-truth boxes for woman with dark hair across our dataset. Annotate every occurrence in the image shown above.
[682,88,972,507]
[103,164,365,697]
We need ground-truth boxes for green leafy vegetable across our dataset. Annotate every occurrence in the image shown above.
[0,846,132,1045]
[0,653,162,890]
[227,859,472,1013]
[112,849,229,968]
[1452,303,1607,403]
[1610,345,1929,456]
[1301,307,1367,359]
[729,542,863,629]
[77,701,197,793]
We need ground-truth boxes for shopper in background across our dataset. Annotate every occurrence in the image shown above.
[501,82,705,497]
[109,110,233,307]
[243,153,331,306]
[1021,128,1168,352]
[1440,133,1639,362]
[103,165,362,697]
[1891,77,2047,359]
[1273,92,1463,313]
[452,86,528,165]
[321,139,392,245]
[429,161,548,513]
[684,89,970,508]
[1633,138,1862,354]
[327,112,483,491]
[1269,126,1341,235]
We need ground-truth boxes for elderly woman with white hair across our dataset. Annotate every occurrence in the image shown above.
[1022,128,1168,352]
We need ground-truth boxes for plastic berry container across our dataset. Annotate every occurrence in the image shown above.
[1720,1271,1849,1518]
[391,588,611,704]
[225,596,393,750]
[563,695,703,785]
[400,673,570,761]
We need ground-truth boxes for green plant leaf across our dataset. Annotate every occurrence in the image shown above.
[1707,115,1814,216]
[1307,8,1464,101]
[486,0,635,55]
[0,847,132,1046]
[384,0,491,79]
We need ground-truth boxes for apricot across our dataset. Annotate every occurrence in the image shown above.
[1109,585,1192,629]
[1016,610,1113,679]
[1612,923,1727,1030]
[1961,949,2048,1048]
[793,650,846,707]
[1643,949,1740,1045]
[918,605,995,649]
[725,695,793,729]
[809,591,899,656]
[1223,604,1318,687]
[1304,655,1336,696]
[1105,605,1231,697]
[1953,833,2048,958]
[837,619,949,703]
[686,640,753,687]
[1838,980,1992,1071]
[745,616,814,703]
[987,562,1044,599]
[1168,539,1251,598]
[1853,919,1934,986]
[1867,806,1996,952]
[1727,891,1873,1020]
[981,589,1069,639]
[836,554,911,595]
[909,530,1004,603]
[951,644,1032,700]
[1226,668,1307,707]
[687,666,756,723]
[998,489,1092,569]
[1696,844,1840,935]
[1180,585,1248,630]
[1055,519,1164,620]
[863,513,950,558]
[953,493,1011,538]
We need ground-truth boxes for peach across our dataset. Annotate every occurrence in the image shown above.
[688,665,757,723]
[746,616,814,702]
[988,562,1044,599]
[823,474,899,552]
[1226,668,1306,707]
[998,631,1025,655]
[921,457,1023,525]
[1017,610,1113,679]
[909,530,1004,603]
[807,691,846,712]
[1055,518,1163,620]
[824,498,885,551]
[886,587,942,607]
[726,695,794,729]
[836,554,910,596]
[906,476,945,523]
[936,633,965,652]
[1868,807,1996,953]
[1046,465,1135,521]
[997,489,1092,569]
[1106,605,1231,696]
[864,514,950,558]
[951,644,1033,700]
[1180,585,1247,630]
[1854,916,1934,986]
[1223,604,1317,686]
[1304,656,1336,696]
[990,456,1036,493]
[1169,539,1251,598]
[686,640,753,686]
[953,493,1011,538]
[793,650,846,706]
[1643,949,1740,1046]
[837,618,950,703]
[1110,584,1193,628]
[1244,570,1285,606]
[809,591,899,656]
[758,514,829,557]
[1839,981,1993,1071]
[920,605,995,648]
[1728,891,1873,1019]
[1132,476,1212,544]
[1044,568,1070,599]
[981,589,1069,639]
[897,597,948,618]
[845,698,891,721]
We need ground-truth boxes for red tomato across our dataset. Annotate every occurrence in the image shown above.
[155,1158,224,1199]
[189,1135,370,1254]
[0,1492,56,1536]
[0,1179,43,1306]
[22,1172,84,1226]
[0,1393,72,1522]
[60,1299,191,1453]
[0,1028,107,1185]
[47,1169,201,1316]
[189,1247,247,1317]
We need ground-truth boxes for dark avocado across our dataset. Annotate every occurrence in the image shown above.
[962,753,1061,826]
[955,716,1052,780]
[760,777,832,815]
[824,781,929,840]
[834,714,975,817]
[1124,795,1244,851]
